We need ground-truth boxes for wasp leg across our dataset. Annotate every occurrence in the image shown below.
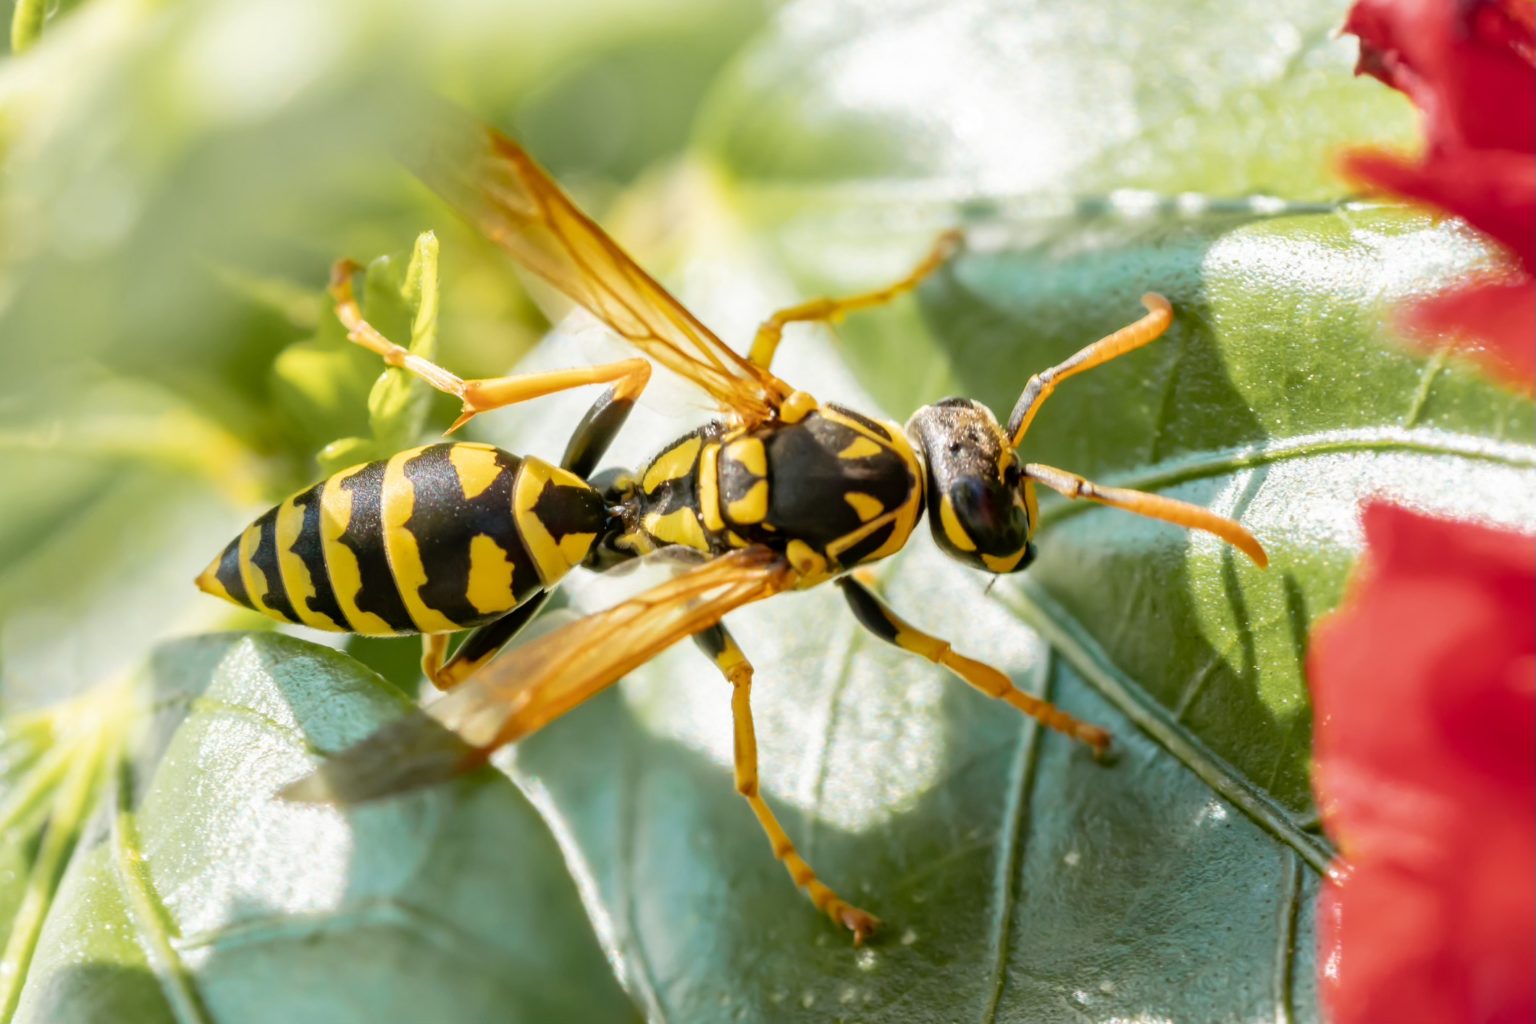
[559,381,639,480]
[747,230,962,371]
[1022,463,1268,568]
[420,633,454,690]
[837,576,1112,754]
[330,260,651,433]
[1005,293,1173,447]
[693,624,880,943]
[433,590,554,689]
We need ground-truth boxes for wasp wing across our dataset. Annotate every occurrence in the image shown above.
[409,114,789,425]
[282,547,791,805]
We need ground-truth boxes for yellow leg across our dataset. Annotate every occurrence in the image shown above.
[747,229,962,371]
[696,626,880,943]
[1024,462,1268,568]
[420,633,453,690]
[330,260,651,432]
[1005,293,1173,447]
[838,577,1112,755]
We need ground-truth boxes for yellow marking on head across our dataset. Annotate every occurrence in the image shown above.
[319,466,391,635]
[997,444,1017,479]
[195,555,231,601]
[642,435,702,494]
[981,548,1029,573]
[383,448,460,633]
[837,437,883,460]
[725,479,769,525]
[786,539,830,586]
[275,496,344,631]
[726,530,750,548]
[779,391,819,424]
[465,534,518,615]
[237,523,273,616]
[844,492,884,522]
[939,494,978,552]
[643,507,709,551]
[1023,479,1039,539]
[513,457,597,585]
[449,443,506,500]
[723,437,767,478]
[698,441,725,533]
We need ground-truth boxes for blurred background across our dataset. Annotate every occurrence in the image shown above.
[3,1,1530,1022]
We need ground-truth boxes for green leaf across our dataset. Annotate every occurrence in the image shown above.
[275,231,445,478]
[7,634,634,1024]
[461,3,1535,1022]
[503,220,1533,1022]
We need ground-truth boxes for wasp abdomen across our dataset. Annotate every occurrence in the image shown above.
[197,442,606,636]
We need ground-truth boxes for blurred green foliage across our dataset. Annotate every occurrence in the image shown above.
[1,0,1532,1022]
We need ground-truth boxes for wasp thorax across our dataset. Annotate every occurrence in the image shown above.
[905,398,1035,574]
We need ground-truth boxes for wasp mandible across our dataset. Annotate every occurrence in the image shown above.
[199,120,1268,943]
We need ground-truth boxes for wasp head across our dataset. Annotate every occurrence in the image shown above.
[905,398,1036,574]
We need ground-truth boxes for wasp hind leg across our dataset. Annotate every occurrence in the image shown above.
[428,591,555,690]
[747,230,962,372]
[693,624,880,943]
[330,260,650,433]
[837,576,1112,755]
[420,633,454,690]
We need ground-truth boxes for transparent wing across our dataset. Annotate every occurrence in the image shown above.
[409,114,791,425]
[282,547,791,805]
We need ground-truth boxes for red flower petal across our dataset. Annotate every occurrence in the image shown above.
[1407,277,1536,383]
[1342,0,1535,390]
[1345,0,1535,155]
[1310,503,1536,1024]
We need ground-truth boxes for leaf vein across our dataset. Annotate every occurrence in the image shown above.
[978,651,1050,1024]
[999,580,1333,874]
[1039,426,1536,527]
[111,767,211,1024]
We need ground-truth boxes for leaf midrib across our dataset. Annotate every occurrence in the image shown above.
[1037,425,1536,528]
[996,580,1334,875]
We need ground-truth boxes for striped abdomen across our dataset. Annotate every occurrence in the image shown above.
[196,442,606,636]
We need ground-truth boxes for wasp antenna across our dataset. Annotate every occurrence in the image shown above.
[1024,462,1268,568]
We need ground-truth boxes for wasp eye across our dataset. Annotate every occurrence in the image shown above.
[1004,462,1020,487]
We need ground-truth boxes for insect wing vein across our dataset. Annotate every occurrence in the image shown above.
[412,116,789,425]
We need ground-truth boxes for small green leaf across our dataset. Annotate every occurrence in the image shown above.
[367,232,442,454]
[270,232,444,474]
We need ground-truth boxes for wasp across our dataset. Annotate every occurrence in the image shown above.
[198,121,1267,943]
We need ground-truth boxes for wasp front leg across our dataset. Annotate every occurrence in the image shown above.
[837,576,1111,755]
[693,624,880,943]
[1004,293,1173,447]
[330,260,651,433]
[747,230,962,372]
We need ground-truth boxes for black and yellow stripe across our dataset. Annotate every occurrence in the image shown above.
[197,442,605,636]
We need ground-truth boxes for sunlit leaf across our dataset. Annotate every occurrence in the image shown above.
[6,635,633,1024]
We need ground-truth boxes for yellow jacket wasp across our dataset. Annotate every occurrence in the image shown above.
[197,122,1268,943]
